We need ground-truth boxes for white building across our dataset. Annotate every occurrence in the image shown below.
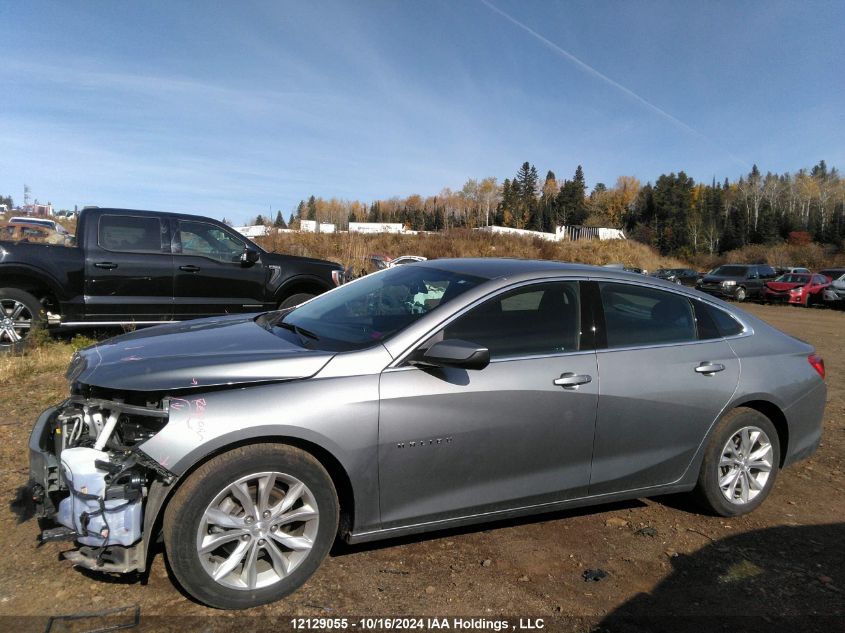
[300,220,336,234]
[348,222,406,234]
[475,225,625,242]
[234,225,269,238]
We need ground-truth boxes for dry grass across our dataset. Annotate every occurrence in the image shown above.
[691,242,845,272]
[257,230,689,274]
[0,333,96,416]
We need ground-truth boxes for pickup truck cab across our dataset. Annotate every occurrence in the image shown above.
[0,208,345,350]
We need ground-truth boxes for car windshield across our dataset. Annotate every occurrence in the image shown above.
[711,265,748,277]
[266,265,486,351]
[775,274,810,283]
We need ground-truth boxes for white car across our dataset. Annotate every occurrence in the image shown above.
[9,216,70,236]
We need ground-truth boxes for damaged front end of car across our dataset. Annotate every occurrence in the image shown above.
[25,382,177,575]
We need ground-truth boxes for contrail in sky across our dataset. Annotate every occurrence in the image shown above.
[480,0,749,169]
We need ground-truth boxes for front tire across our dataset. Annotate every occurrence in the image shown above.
[693,408,780,517]
[734,286,747,302]
[0,288,43,353]
[163,444,339,609]
[279,293,316,310]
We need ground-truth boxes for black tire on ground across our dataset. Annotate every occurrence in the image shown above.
[278,293,316,310]
[734,286,747,302]
[693,408,780,517]
[163,443,338,610]
[0,288,43,353]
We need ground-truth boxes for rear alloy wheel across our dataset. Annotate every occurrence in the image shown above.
[694,408,780,516]
[164,444,338,609]
[734,286,747,302]
[0,288,42,353]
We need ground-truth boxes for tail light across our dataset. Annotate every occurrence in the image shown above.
[808,353,825,379]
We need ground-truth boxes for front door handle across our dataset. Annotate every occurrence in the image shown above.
[695,362,725,375]
[93,262,118,270]
[179,265,201,273]
[553,373,592,389]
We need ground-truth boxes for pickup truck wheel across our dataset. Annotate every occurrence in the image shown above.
[279,293,315,309]
[0,288,42,352]
[163,444,338,610]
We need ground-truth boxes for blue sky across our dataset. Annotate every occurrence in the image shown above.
[2,0,843,223]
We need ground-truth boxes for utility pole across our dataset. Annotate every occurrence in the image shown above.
[23,184,31,208]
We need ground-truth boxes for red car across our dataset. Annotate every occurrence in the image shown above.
[761,272,831,306]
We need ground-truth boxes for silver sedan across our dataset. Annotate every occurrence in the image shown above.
[27,259,826,609]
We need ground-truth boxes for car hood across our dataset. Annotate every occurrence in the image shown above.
[67,314,334,392]
[765,281,804,291]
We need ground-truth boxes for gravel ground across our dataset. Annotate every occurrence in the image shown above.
[0,303,842,632]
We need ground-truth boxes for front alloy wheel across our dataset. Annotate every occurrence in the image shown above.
[164,444,338,609]
[196,471,320,590]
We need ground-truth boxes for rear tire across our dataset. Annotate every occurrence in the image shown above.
[279,293,316,310]
[0,288,43,353]
[163,444,339,609]
[693,408,780,517]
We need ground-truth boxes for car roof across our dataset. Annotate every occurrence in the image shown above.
[414,257,643,281]
[83,207,229,224]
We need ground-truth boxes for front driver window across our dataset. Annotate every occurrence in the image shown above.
[439,282,581,359]
[178,221,245,262]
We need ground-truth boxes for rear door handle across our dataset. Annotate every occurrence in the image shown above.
[179,265,201,273]
[695,362,725,375]
[553,373,592,389]
[93,262,118,270]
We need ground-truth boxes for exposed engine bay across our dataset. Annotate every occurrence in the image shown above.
[26,386,176,574]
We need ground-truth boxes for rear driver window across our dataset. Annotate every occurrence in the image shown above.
[599,283,696,347]
[98,215,163,253]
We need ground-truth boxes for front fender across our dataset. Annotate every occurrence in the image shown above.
[138,375,381,533]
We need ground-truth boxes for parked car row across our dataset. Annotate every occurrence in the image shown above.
[693,264,845,309]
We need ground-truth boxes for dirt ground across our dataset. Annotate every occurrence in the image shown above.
[0,303,842,632]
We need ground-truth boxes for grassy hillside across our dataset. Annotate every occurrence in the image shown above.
[257,229,689,275]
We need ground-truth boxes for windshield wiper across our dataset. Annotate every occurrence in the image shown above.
[276,321,320,345]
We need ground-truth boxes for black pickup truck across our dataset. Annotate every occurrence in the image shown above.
[0,208,345,350]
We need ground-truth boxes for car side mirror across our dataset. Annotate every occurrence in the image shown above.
[411,339,490,370]
[241,248,260,265]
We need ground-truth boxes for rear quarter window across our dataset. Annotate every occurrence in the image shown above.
[701,302,744,337]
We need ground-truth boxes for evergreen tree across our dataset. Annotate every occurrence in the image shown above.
[556,165,588,225]
[273,211,287,228]
[306,195,317,221]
